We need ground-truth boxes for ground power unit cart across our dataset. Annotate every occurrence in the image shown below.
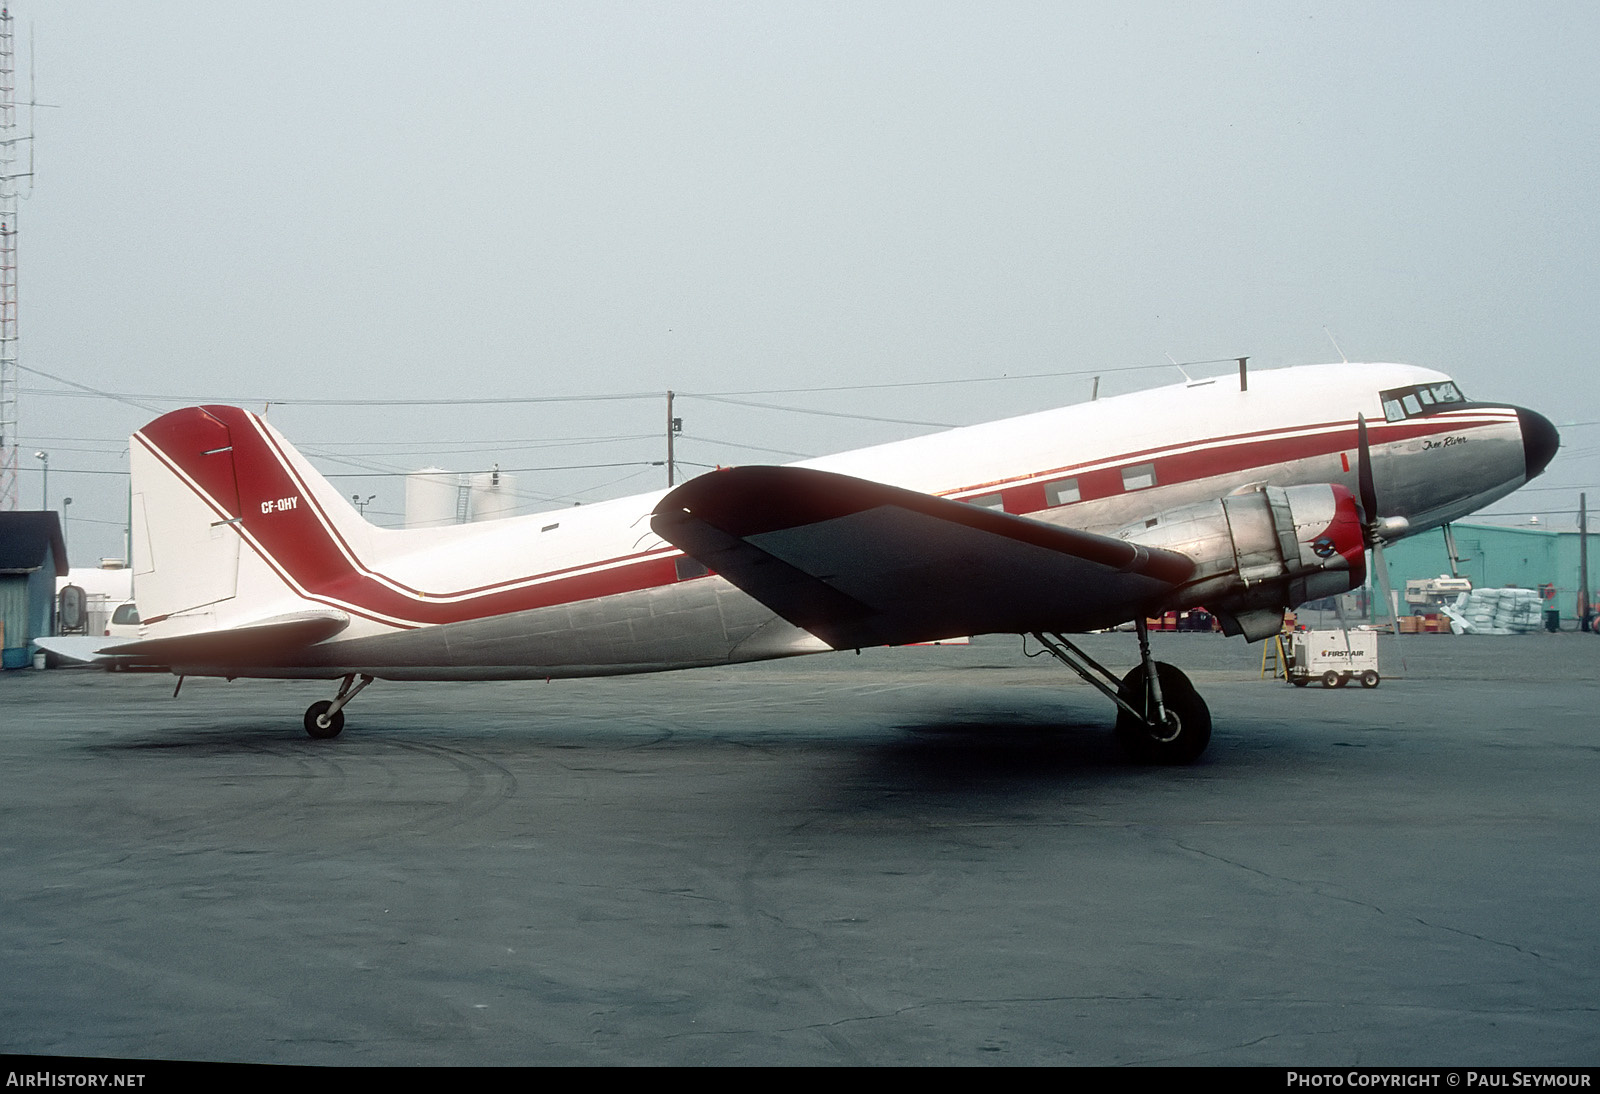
[1287,628,1381,688]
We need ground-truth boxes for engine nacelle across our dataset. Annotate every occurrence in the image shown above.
[1119,483,1367,641]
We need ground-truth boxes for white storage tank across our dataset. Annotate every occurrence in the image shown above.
[406,468,460,528]
[55,562,134,637]
[469,467,519,523]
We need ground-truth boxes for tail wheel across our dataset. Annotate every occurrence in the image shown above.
[304,700,345,740]
[1115,662,1211,765]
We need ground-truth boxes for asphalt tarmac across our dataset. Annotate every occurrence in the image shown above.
[2,632,1597,1066]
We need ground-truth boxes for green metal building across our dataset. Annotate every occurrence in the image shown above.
[1377,521,1598,627]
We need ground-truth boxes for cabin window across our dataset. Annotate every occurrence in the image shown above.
[1121,463,1157,491]
[1044,479,1080,506]
[967,492,1006,510]
[1379,381,1468,422]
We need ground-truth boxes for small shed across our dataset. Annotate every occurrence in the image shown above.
[0,512,68,669]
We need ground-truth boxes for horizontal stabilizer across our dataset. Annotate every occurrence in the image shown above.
[651,466,1194,648]
[31,636,124,665]
[100,609,351,666]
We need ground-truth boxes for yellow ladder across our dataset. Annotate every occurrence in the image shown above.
[1260,634,1289,680]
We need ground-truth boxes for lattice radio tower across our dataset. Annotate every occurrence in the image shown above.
[0,8,27,511]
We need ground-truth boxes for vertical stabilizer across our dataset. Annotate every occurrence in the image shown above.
[130,406,370,631]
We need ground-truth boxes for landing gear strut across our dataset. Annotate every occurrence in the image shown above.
[303,673,374,740]
[1031,621,1212,764]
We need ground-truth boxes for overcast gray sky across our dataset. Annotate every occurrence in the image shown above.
[12,1,1599,562]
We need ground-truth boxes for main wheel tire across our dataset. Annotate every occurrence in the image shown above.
[1114,662,1212,765]
[1360,670,1380,688]
[1322,670,1340,688]
[304,700,344,740]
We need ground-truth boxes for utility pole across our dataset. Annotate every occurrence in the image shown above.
[1441,522,1462,579]
[665,390,682,487]
[1581,492,1590,632]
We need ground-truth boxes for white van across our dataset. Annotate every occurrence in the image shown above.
[105,601,141,639]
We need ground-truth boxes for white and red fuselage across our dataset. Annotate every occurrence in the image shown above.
[124,362,1556,680]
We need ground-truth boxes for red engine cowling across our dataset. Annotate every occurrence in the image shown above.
[1120,483,1367,640]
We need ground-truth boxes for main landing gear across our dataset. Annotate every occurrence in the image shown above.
[303,673,375,740]
[1031,620,1212,764]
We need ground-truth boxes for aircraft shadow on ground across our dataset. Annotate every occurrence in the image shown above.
[863,715,1134,785]
[871,699,1323,784]
[84,698,1307,792]
[89,721,336,753]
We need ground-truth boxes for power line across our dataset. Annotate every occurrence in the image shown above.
[680,360,1194,398]
[320,460,663,479]
[18,374,663,408]
[682,393,954,429]
[1508,483,1600,493]
[13,356,1218,412]
[307,433,655,452]
[265,392,661,408]
[677,433,815,459]
[16,365,165,412]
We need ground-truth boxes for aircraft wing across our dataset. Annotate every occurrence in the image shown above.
[650,466,1196,649]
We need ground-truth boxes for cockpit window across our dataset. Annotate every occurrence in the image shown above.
[1380,381,1466,422]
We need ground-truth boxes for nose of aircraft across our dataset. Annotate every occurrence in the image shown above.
[1517,407,1559,479]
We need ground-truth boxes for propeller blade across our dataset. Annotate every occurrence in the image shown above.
[1372,539,1408,674]
[1333,581,1355,654]
[1356,413,1379,533]
[1357,414,1406,671]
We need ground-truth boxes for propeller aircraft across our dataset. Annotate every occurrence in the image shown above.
[55,361,1559,763]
